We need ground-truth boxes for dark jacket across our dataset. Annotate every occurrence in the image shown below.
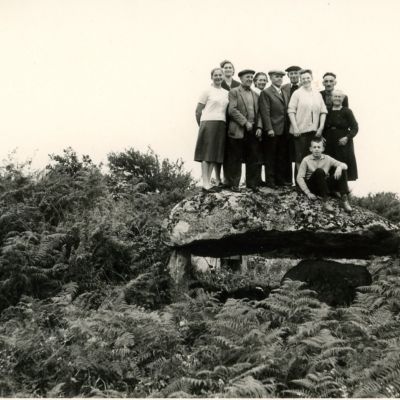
[259,85,289,136]
[222,78,240,91]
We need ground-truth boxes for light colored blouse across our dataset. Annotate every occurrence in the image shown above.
[288,86,328,134]
[198,85,229,122]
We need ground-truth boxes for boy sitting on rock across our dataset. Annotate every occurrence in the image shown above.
[296,137,352,212]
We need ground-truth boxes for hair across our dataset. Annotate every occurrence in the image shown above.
[323,72,337,79]
[254,72,268,83]
[300,69,313,76]
[310,136,325,146]
[220,59,235,72]
[332,89,345,96]
[210,67,223,79]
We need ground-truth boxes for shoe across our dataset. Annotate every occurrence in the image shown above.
[332,191,342,199]
[342,200,353,213]
[246,187,259,193]
[201,186,220,194]
[323,201,335,212]
[210,185,221,193]
[230,186,240,193]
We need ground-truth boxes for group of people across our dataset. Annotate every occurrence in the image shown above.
[194,60,359,212]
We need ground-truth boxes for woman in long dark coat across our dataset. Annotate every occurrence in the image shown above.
[323,90,359,181]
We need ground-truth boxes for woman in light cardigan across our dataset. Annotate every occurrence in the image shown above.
[288,69,328,169]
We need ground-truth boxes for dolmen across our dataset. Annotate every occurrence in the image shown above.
[164,187,400,297]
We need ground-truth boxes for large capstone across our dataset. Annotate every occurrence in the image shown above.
[165,188,399,259]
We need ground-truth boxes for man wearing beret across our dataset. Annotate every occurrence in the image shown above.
[282,65,302,184]
[320,72,349,108]
[223,69,263,192]
[282,65,302,99]
[259,70,290,188]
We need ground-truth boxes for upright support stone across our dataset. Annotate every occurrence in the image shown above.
[167,249,191,295]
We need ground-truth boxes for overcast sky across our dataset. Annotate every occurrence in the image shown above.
[0,0,399,196]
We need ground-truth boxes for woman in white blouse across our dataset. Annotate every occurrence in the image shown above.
[288,69,328,169]
[194,68,229,192]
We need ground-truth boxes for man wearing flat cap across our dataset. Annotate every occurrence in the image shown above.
[282,65,302,184]
[282,66,302,99]
[223,69,263,191]
[259,70,290,188]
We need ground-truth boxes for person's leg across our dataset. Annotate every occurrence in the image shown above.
[294,135,304,172]
[214,163,222,185]
[275,134,289,185]
[246,162,261,190]
[308,168,334,211]
[201,161,211,189]
[223,137,243,189]
[223,137,234,187]
[264,135,277,187]
[307,168,329,198]
[328,169,352,211]
[209,162,216,186]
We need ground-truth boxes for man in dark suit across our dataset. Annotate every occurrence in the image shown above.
[259,70,290,188]
[320,72,349,108]
[224,69,262,192]
[281,65,302,185]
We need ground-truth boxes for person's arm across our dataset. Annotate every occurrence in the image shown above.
[346,108,358,139]
[316,94,328,136]
[296,158,316,199]
[195,103,205,126]
[259,91,274,136]
[328,155,348,179]
[339,108,359,146]
[288,92,300,136]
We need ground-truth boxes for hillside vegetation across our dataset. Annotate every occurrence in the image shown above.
[0,148,399,397]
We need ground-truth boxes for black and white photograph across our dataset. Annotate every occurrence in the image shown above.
[0,0,400,397]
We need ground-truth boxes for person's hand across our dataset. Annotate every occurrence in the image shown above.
[245,121,253,131]
[315,128,323,137]
[338,137,348,146]
[334,166,343,180]
[267,129,275,137]
[293,127,301,137]
[307,192,317,200]
[255,128,262,140]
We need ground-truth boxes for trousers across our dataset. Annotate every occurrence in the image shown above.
[306,168,349,197]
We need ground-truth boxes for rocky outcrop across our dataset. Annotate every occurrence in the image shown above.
[165,188,399,259]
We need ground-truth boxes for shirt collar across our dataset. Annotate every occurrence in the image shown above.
[272,84,282,92]
[241,84,251,91]
[311,154,326,160]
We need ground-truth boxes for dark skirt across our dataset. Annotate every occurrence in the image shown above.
[194,120,226,163]
[324,129,358,181]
